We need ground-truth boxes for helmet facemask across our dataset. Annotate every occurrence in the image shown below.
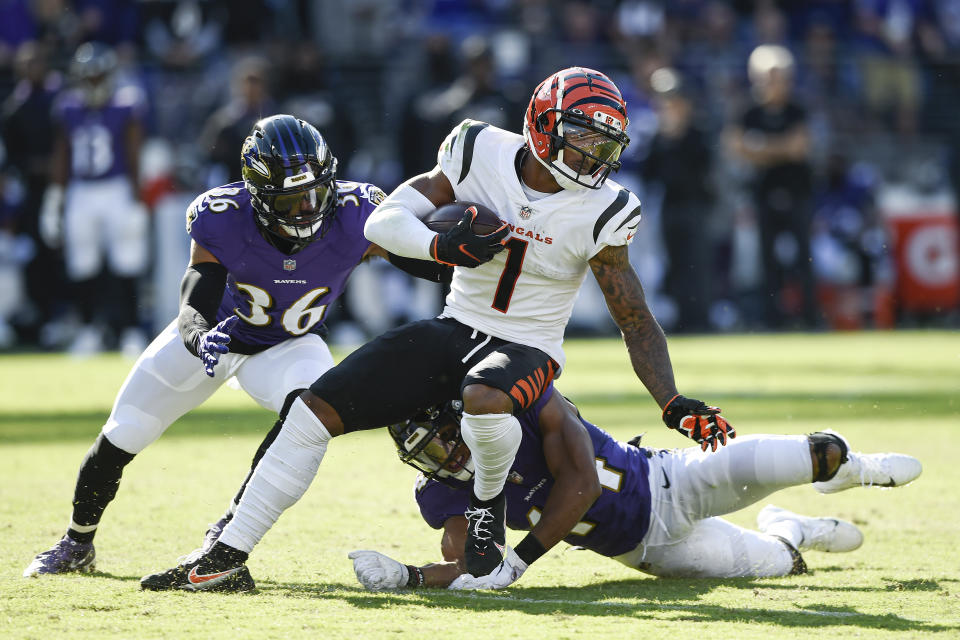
[388,401,475,485]
[551,114,627,189]
[249,161,338,251]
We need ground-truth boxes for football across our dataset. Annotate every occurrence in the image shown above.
[420,201,504,235]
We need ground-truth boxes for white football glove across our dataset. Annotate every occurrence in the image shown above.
[39,185,65,248]
[447,546,528,591]
[348,550,409,591]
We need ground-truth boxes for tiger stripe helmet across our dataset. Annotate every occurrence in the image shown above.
[523,67,630,190]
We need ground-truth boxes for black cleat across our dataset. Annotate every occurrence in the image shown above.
[140,544,254,592]
[464,491,506,577]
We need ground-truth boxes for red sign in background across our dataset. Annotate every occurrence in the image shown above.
[888,214,960,312]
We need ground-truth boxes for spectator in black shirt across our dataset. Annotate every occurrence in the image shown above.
[642,68,715,333]
[727,44,817,330]
[0,41,64,345]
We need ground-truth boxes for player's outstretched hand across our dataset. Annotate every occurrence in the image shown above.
[448,547,528,590]
[662,394,736,452]
[348,550,408,591]
[431,209,509,268]
[197,315,239,377]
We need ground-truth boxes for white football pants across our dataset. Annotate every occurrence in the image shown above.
[101,320,334,454]
[64,176,149,280]
[615,435,813,578]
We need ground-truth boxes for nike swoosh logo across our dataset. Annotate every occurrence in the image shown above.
[188,565,241,585]
[661,469,671,489]
[626,232,635,241]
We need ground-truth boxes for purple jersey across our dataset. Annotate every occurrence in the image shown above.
[52,85,146,180]
[186,180,382,348]
[415,385,653,557]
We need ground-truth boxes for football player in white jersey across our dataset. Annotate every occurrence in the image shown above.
[142,67,735,593]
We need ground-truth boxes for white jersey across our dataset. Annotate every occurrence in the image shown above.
[436,119,642,369]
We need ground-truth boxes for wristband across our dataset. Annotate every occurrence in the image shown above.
[405,564,424,588]
[514,533,547,565]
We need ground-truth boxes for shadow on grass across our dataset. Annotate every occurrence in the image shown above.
[248,578,958,633]
[86,572,957,633]
[87,570,142,582]
[0,409,273,444]
[4,387,957,445]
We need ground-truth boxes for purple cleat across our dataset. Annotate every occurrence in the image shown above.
[24,536,96,577]
[201,513,233,553]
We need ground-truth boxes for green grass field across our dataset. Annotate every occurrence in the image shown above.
[1,331,959,639]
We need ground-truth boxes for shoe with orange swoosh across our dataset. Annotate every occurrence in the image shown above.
[140,544,254,592]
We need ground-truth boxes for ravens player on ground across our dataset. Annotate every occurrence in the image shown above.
[350,387,922,589]
[24,114,449,577]
[141,67,734,593]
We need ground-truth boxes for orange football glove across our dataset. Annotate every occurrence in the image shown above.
[662,394,735,452]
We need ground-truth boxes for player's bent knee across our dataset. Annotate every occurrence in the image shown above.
[461,384,513,415]
[300,391,345,436]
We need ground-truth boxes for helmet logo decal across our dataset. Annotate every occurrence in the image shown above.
[242,138,271,178]
[283,170,315,188]
[595,111,623,130]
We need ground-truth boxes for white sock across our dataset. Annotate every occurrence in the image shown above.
[762,518,804,551]
[460,412,521,501]
[218,398,331,553]
[748,435,814,486]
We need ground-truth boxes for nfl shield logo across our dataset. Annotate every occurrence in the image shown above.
[283,259,296,271]
[519,205,534,220]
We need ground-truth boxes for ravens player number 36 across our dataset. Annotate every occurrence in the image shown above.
[25,114,447,579]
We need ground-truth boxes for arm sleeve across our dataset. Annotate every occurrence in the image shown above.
[363,183,438,260]
[386,252,453,283]
[177,262,228,357]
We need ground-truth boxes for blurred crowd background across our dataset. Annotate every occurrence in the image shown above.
[1,0,958,357]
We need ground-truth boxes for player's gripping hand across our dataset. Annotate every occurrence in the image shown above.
[430,210,509,268]
[662,394,736,452]
[348,550,408,591]
[197,315,239,377]
[448,547,527,591]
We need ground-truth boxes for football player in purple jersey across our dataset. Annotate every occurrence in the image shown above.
[24,114,450,578]
[348,386,921,590]
[39,42,149,355]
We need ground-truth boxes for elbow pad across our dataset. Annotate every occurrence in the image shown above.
[178,262,228,356]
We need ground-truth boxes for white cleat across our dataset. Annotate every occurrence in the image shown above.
[812,431,922,494]
[758,504,864,553]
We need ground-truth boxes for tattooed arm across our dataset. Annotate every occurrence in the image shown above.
[589,244,678,408]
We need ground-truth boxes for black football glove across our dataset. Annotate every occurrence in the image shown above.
[662,394,735,452]
[430,209,509,268]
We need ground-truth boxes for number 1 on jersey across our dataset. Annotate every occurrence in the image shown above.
[492,237,528,313]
